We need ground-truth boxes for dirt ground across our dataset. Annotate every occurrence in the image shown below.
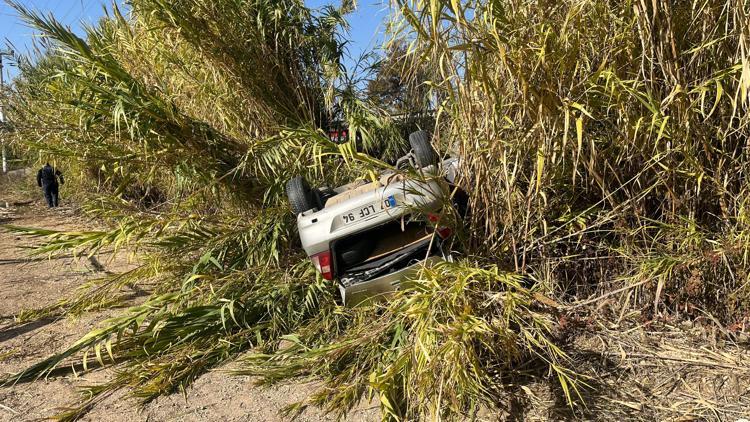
[0,177,378,422]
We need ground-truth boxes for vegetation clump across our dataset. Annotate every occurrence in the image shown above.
[2,0,749,420]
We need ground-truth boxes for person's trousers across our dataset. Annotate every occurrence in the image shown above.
[43,183,59,208]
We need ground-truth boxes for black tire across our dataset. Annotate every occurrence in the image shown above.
[286,176,320,215]
[409,130,438,168]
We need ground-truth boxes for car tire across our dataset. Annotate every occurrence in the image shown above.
[286,176,321,215]
[409,130,437,168]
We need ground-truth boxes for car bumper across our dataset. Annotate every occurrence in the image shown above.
[338,255,444,306]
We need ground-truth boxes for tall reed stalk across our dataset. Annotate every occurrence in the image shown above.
[2,0,749,420]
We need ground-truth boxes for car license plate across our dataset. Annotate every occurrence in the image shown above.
[341,195,397,225]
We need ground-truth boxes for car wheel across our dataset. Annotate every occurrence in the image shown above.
[409,130,437,168]
[286,176,321,215]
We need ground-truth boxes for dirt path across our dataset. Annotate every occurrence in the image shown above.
[0,187,378,421]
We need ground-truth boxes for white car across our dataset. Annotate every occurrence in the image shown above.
[286,131,463,305]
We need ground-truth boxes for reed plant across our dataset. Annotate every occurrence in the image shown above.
[2,0,749,420]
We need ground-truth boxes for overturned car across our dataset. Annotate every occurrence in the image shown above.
[286,131,463,305]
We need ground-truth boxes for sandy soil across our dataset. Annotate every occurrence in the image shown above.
[0,182,378,422]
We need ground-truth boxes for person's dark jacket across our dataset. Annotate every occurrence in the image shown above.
[37,164,64,187]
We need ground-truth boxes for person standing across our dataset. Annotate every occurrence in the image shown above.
[36,162,64,208]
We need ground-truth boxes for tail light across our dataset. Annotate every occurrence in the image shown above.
[311,250,333,280]
[428,213,453,239]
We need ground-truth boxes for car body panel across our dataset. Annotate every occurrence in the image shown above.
[297,171,448,257]
[294,157,459,305]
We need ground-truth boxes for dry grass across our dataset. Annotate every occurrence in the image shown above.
[558,316,750,420]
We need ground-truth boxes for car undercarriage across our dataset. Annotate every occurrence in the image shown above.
[287,131,461,305]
